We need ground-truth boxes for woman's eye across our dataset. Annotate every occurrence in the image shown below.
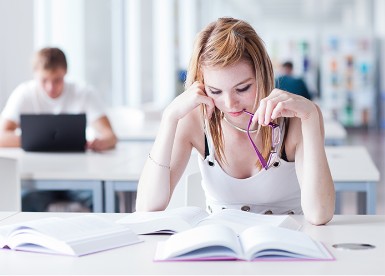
[236,84,251,92]
[209,89,221,95]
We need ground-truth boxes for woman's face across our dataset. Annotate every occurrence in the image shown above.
[202,60,257,119]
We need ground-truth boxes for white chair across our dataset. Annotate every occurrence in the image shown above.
[185,171,206,209]
[167,150,200,209]
[0,157,21,211]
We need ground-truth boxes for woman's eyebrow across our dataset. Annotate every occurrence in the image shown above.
[206,78,254,91]
[206,85,220,91]
[233,78,254,87]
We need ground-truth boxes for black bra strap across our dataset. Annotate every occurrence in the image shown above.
[281,145,288,162]
[204,134,210,159]
[279,118,289,162]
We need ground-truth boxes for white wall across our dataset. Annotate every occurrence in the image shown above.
[0,0,34,110]
[0,0,382,114]
[84,0,112,105]
[34,0,112,104]
[374,0,385,95]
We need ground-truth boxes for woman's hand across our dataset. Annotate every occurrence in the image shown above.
[163,81,215,121]
[253,88,317,126]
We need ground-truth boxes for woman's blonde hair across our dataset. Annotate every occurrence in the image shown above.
[185,17,275,169]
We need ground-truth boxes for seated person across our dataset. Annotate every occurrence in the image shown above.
[135,18,334,226]
[0,47,117,211]
[275,61,312,100]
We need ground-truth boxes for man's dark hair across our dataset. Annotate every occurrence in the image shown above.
[282,61,293,70]
[33,47,67,71]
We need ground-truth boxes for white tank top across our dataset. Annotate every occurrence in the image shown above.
[198,119,302,215]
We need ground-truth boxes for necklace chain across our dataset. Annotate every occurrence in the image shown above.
[223,116,258,133]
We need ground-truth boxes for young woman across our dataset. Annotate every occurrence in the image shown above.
[136,17,335,225]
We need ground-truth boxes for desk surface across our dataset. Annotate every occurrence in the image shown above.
[0,212,383,275]
[325,145,379,182]
[0,143,377,183]
[0,143,378,214]
[0,142,153,181]
[0,212,17,221]
[324,119,347,143]
[103,145,380,183]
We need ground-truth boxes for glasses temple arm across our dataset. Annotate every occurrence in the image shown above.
[247,119,268,170]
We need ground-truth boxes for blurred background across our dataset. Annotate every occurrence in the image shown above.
[1,0,384,128]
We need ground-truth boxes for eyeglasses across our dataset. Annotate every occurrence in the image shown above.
[243,110,281,170]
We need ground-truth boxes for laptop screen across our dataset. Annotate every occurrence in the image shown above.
[20,114,87,152]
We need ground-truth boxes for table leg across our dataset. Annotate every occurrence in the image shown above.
[22,180,103,212]
[104,181,138,213]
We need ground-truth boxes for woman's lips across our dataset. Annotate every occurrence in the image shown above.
[228,111,244,117]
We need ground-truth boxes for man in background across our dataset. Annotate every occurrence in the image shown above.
[275,61,312,100]
[0,47,117,212]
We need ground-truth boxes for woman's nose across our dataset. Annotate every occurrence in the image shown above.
[224,94,237,109]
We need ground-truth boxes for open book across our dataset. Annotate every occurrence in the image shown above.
[0,215,141,256]
[155,224,334,261]
[116,206,301,234]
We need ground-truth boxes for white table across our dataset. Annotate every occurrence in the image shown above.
[0,212,17,221]
[103,143,153,212]
[0,212,384,275]
[105,145,380,215]
[103,149,199,212]
[1,142,377,215]
[107,107,160,142]
[326,146,380,214]
[0,142,153,212]
[324,119,347,145]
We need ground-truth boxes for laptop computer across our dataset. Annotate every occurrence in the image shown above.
[20,114,87,152]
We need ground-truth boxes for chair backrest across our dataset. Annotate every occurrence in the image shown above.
[185,171,206,209]
[0,157,20,211]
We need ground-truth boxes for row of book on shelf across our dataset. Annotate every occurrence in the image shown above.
[0,206,333,261]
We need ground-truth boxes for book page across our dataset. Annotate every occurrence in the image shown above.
[154,224,242,260]
[6,232,74,255]
[239,225,333,260]
[116,206,209,234]
[4,215,127,242]
[0,215,141,256]
[197,209,301,234]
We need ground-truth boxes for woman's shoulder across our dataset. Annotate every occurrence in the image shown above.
[177,106,205,150]
[179,106,203,129]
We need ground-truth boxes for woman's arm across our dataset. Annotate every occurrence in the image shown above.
[135,112,189,211]
[254,89,335,225]
[293,106,335,225]
[136,82,214,211]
